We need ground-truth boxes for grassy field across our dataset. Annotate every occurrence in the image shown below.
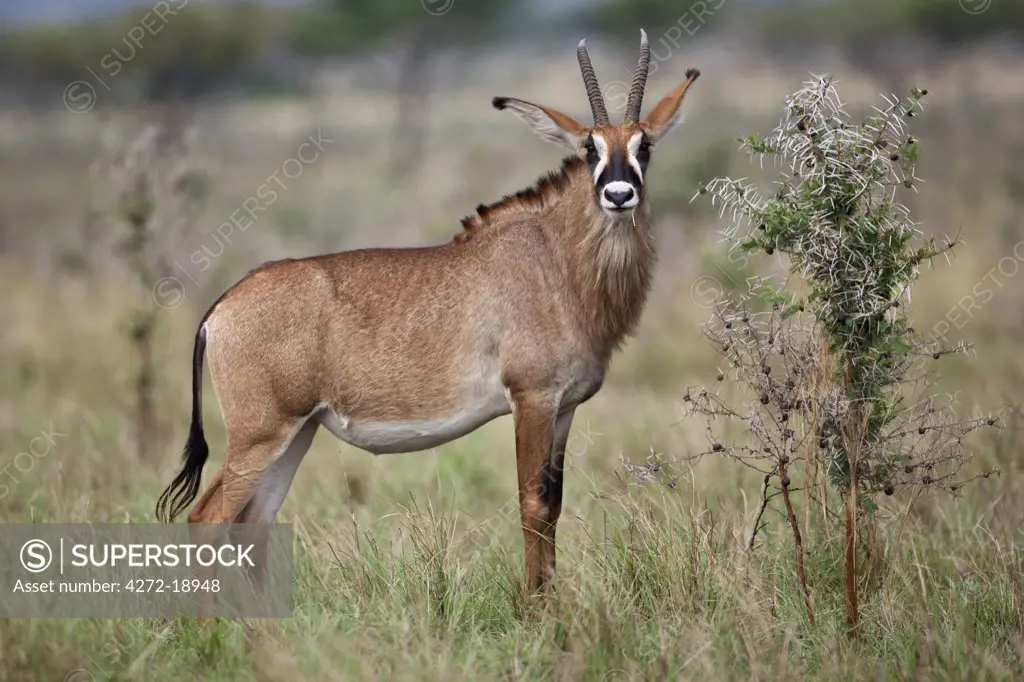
[1,44,1023,680]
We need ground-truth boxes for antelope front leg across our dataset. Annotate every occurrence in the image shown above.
[541,408,575,585]
[511,391,566,594]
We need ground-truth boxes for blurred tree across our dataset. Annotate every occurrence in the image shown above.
[580,0,724,38]
[289,0,515,57]
[904,0,1024,44]
[750,0,1023,65]
[97,120,208,464]
[752,0,1024,98]
[290,0,517,178]
[575,0,1024,60]
[0,2,284,105]
[131,2,276,101]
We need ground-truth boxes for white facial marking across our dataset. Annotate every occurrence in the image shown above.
[592,133,642,216]
[600,180,639,213]
[591,134,609,183]
[626,132,645,183]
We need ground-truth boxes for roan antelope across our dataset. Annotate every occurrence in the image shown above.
[156,30,700,594]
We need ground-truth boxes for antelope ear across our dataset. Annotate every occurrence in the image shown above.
[640,68,700,143]
[493,97,589,153]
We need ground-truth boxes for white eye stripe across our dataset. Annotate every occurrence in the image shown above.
[626,132,645,184]
[591,134,609,184]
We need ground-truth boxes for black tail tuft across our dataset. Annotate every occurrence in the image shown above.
[156,324,209,523]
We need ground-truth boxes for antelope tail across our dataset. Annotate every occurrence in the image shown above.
[155,323,209,523]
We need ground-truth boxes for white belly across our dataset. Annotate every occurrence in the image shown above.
[317,396,511,455]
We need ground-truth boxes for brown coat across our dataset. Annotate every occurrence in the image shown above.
[157,31,699,594]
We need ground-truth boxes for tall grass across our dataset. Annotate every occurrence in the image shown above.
[2,478,1021,680]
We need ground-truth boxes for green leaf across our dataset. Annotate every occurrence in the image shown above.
[890,337,911,356]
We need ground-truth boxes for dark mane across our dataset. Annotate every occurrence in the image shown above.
[453,155,586,243]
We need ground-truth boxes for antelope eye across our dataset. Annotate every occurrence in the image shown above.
[637,136,652,163]
[584,137,598,162]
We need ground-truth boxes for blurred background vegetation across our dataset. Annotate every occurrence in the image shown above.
[3,0,1023,103]
[1,1,1023,679]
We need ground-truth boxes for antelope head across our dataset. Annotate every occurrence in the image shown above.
[492,30,700,220]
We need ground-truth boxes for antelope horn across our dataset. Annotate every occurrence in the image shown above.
[577,38,610,126]
[624,29,651,124]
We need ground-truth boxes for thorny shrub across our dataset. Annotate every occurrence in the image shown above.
[626,76,1002,628]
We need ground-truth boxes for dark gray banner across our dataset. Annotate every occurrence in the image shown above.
[0,523,293,618]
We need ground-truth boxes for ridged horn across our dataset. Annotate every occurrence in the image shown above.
[624,29,651,123]
[577,38,610,126]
